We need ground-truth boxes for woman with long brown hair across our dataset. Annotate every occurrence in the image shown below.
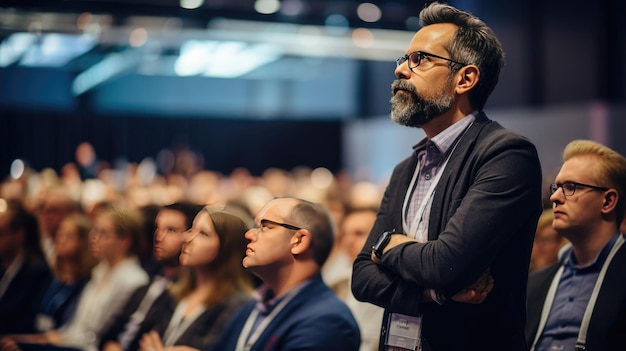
[139,205,254,351]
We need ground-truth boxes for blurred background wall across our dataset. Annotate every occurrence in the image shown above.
[1,0,625,185]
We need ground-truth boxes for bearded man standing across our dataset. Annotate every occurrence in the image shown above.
[351,2,543,351]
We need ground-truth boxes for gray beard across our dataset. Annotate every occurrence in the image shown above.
[390,79,454,128]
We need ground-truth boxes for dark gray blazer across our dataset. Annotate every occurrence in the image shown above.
[352,113,543,351]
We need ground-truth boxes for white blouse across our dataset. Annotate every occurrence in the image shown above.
[58,257,149,351]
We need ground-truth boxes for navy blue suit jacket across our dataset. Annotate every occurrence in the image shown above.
[210,275,360,351]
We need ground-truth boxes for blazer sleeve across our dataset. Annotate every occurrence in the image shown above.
[351,157,424,313]
[352,126,542,307]
[381,131,542,295]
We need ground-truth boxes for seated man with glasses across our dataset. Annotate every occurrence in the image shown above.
[209,197,360,351]
[526,139,626,351]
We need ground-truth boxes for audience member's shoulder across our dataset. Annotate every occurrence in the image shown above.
[304,281,354,315]
[472,127,540,167]
[482,123,536,148]
[112,258,149,284]
[28,257,52,274]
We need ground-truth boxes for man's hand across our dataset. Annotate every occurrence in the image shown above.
[0,337,20,351]
[139,330,165,351]
[371,234,415,263]
[138,331,199,351]
[368,234,493,305]
[451,269,494,304]
[102,341,124,351]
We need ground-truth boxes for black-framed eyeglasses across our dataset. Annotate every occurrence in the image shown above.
[254,219,301,235]
[396,51,467,73]
[549,182,609,197]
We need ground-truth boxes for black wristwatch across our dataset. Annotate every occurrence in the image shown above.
[372,230,393,259]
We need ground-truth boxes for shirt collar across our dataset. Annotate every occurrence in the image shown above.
[565,232,621,271]
[413,111,478,156]
[253,278,313,314]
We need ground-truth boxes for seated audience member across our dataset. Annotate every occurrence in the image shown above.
[321,222,351,296]
[100,202,202,351]
[137,205,254,351]
[36,187,81,266]
[333,207,384,351]
[209,197,360,351]
[5,207,149,351]
[529,209,568,272]
[36,214,97,331]
[137,204,162,278]
[526,140,626,351]
[0,204,53,334]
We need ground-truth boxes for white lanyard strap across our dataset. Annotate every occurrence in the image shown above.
[576,234,624,349]
[401,122,472,240]
[0,253,23,300]
[401,158,449,240]
[163,299,206,346]
[529,264,565,351]
[530,235,624,351]
[235,286,303,351]
[118,277,167,349]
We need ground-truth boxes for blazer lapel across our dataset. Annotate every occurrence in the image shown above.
[428,113,490,240]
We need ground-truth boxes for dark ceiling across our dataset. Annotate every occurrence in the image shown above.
[1,0,426,31]
[2,0,626,179]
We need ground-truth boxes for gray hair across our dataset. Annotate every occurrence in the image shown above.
[420,2,505,110]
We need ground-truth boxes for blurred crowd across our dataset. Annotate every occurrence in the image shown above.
[0,141,567,351]
[0,142,388,350]
[0,142,385,227]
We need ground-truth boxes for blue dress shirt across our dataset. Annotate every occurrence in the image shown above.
[535,233,619,351]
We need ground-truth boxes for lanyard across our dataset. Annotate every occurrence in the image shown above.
[163,299,206,346]
[118,277,167,349]
[0,253,24,300]
[235,285,303,351]
[529,234,625,351]
[402,157,449,241]
[401,122,472,240]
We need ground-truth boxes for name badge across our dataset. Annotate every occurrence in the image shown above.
[385,313,422,351]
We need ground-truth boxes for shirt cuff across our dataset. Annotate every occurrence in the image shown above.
[428,289,446,305]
